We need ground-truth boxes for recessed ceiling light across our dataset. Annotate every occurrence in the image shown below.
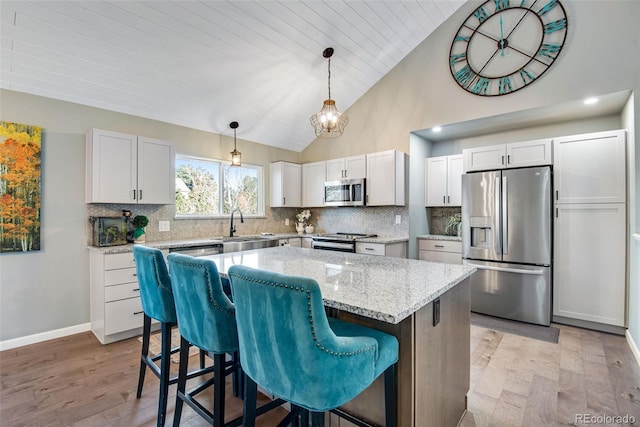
[432,126,442,133]
[584,97,599,105]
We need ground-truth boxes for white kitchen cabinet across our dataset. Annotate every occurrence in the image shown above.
[86,129,174,204]
[302,161,326,207]
[326,155,366,180]
[553,203,626,327]
[270,161,301,207]
[366,150,406,206]
[463,138,552,172]
[301,237,313,248]
[418,239,462,264]
[278,238,301,247]
[553,129,626,204]
[355,241,407,258]
[425,155,463,207]
[90,250,164,344]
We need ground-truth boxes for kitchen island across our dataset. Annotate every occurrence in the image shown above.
[201,246,476,427]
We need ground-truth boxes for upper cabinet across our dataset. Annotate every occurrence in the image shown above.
[86,129,174,204]
[326,155,366,180]
[366,150,406,206]
[302,161,326,207]
[270,161,302,207]
[425,154,463,207]
[553,129,626,204]
[463,138,552,172]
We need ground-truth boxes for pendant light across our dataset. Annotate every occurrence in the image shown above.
[229,121,241,167]
[310,47,349,138]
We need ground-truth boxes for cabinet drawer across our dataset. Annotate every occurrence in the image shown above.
[355,242,385,256]
[105,297,145,335]
[418,239,462,253]
[104,252,136,270]
[419,250,462,265]
[105,267,138,286]
[105,282,141,302]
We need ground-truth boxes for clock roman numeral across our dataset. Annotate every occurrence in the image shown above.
[519,68,536,84]
[454,65,477,88]
[471,78,491,95]
[537,0,558,16]
[494,0,510,11]
[499,77,513,94]
[454,35,470,42]
[449,53,467,66]
[474,7,489,23]
[538,43,562,59]
[544,18,567,33]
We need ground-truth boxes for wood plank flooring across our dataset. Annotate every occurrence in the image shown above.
[1,323,638,426]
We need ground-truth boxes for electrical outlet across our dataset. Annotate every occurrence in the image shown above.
[159,220,170,232]
[285,218,290,226]
[395,215,401,224]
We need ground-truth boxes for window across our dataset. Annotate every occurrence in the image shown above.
[175,155,263,217]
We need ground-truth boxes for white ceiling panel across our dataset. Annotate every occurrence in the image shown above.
[1,0,465,152]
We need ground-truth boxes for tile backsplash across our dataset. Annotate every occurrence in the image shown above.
[86,204,409,245]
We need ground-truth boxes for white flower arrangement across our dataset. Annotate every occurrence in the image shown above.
[296,209,311,224]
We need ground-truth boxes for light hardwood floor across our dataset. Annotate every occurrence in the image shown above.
[1,323,638,426]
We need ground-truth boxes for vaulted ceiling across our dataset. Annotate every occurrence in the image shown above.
[0,1,465,152]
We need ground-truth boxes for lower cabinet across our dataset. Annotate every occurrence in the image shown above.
[90,250,164,344]
[418,239,462,264]
[356,241,407,258]
[301,237,313,249]
[278,238,301,247]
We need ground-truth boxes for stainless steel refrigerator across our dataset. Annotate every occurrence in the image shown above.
[462,166,552,326]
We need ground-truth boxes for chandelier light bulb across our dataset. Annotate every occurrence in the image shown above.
[310,48,349,139]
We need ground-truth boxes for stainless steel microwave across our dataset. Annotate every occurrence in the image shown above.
[324,178,365,206]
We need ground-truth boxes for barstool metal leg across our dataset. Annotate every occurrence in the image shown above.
[384,362,398,427]
[158,322,172,427]
[213,353,225,427]
[136,314,152,398]
[242,374,258,427]
[311,411,325,427]
[173,336,191,427]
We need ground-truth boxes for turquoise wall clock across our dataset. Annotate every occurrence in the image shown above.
[449,0,568,96]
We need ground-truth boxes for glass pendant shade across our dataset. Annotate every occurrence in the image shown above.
[310,47,348,138]
[229,121,241,167]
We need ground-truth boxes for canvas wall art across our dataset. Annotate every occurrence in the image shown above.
[0,121,42,253]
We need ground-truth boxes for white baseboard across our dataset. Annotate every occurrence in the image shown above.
[627,329,640,368]
[0,323,91,352]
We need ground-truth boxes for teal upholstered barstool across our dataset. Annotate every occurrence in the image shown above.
[133,245,209,427]
[167,253,243,427]
[228,265,399,427]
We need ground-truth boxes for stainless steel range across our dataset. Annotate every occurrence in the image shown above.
[311,233,377,253]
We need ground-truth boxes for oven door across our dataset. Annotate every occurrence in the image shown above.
[311,240,355,252]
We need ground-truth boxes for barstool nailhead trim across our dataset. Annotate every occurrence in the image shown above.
[229,273,376,357]
[178,260,235,316]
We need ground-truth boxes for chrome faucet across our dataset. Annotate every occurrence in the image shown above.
[229,207,244,237]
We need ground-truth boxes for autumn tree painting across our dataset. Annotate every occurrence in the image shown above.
[0,121,42,253]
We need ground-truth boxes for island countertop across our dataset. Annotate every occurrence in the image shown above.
[198,246,476,324]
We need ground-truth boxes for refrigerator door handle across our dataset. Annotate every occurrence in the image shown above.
[502,176,508,255]
[466,263,545,275]
[495,177,502,255]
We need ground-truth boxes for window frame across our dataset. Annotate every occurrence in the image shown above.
[174,153,265,219]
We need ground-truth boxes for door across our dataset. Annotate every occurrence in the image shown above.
[137,137,174,204]
[465,259,552,326]
[462,170,501,261]
[502,166,552,265]
[425,157,447,207]
[302,161,326,207]
[447,155,463,206]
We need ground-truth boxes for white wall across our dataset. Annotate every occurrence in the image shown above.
[302,0,640,347]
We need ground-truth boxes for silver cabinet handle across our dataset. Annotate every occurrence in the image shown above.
[133,311,144,315]
[443,195,446,204]
[435,245,445,248]
[283,197,286,205]
[365,247,374,251]
[132,189,136,200]
[501,155,505,165]
[132,288,140,292]
[139,189,142,200]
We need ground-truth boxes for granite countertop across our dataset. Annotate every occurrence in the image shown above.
[88,233,409,253]
[199,246,475,324]
[416,234,462,242]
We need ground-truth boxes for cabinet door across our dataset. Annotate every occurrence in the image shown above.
[554,130,626,204]
[137,137,175,204]
[366,150,404,206]
[344,155,366,179]
[302,161,326,207]
[271,162,301,207]
[463,144,506,172]
[86,129,137,203]
[506,138,552,168]
[553,203,625,326]
[326,158,346,180]
[425,157,447,207]
[447,155,463,206]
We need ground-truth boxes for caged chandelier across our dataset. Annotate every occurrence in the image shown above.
[310,47,349,138]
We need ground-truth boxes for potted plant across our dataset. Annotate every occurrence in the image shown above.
[132,215,149,243]
[445,213,462,237]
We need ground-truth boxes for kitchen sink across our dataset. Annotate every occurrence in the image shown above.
[222,236,278,253]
